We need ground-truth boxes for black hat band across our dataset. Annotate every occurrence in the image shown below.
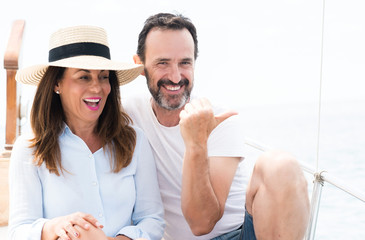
[49,42,111,62]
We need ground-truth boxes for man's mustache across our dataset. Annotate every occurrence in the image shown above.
[157,79,189,88]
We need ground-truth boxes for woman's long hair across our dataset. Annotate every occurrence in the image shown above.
[30,66,136,176]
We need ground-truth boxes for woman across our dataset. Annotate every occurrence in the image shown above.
[8,25,164,240]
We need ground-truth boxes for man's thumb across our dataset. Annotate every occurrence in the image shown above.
[215,111,238,125]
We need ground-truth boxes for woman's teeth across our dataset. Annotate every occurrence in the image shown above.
[84,98,100,106]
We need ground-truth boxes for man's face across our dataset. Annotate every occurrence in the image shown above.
[143,28,195,110]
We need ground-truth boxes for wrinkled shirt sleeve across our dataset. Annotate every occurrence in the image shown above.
[8,135,48,240]
[116,129,165,240]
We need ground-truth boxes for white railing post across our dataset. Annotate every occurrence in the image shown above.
[305,172,324,240]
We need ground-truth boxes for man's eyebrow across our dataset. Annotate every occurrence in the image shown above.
[154,58,193,62]
[155,58,171,62]
[181,58,193,62]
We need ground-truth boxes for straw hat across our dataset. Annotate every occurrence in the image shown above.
[15,25,143,86]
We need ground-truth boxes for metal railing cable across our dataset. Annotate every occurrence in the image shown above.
[315,0,326,173]
[245,138,365,203]
[245,1,365,236]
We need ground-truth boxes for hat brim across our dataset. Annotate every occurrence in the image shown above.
[15,55,143,86]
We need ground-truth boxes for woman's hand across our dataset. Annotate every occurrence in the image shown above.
[42,212,103,240]
[107,238,146,240]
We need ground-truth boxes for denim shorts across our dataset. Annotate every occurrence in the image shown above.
[239,208,257,240]
[211,209,256,240]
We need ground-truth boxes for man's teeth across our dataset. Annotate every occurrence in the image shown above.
[166,85,181,91]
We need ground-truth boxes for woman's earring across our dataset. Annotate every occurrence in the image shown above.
[56,90,60,94]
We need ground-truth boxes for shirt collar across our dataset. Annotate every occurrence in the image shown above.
[60,122,71,136]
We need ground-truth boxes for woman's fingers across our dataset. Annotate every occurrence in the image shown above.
[64,222,79,238]
[74,213,103,229]
[50,212,102,239]
[57,228,71,240]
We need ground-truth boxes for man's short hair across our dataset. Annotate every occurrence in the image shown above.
[137,13,198,63]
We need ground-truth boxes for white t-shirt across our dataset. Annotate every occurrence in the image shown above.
[124,94,248,240]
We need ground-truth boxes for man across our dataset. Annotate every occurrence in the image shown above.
[124,13,310,240]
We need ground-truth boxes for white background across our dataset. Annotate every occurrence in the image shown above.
[1,1,365,238]
[1,0,364,110]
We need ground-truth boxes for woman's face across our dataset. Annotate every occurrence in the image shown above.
[55,68,111,128]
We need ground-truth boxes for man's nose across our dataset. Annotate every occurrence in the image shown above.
[168,64,182,84]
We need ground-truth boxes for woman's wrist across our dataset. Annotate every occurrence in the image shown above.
[113,235,132,240]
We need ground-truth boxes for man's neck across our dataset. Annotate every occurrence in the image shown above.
[151,99,184,127]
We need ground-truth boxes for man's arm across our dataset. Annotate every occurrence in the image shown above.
[181,154,240,235]
[179,98,240,235]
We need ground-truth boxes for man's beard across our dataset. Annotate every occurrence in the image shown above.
[145,69,193,110]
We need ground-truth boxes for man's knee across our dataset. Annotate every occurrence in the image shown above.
[255,150,308,192]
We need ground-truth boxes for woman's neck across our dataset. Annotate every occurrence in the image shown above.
[67,121,101,153]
